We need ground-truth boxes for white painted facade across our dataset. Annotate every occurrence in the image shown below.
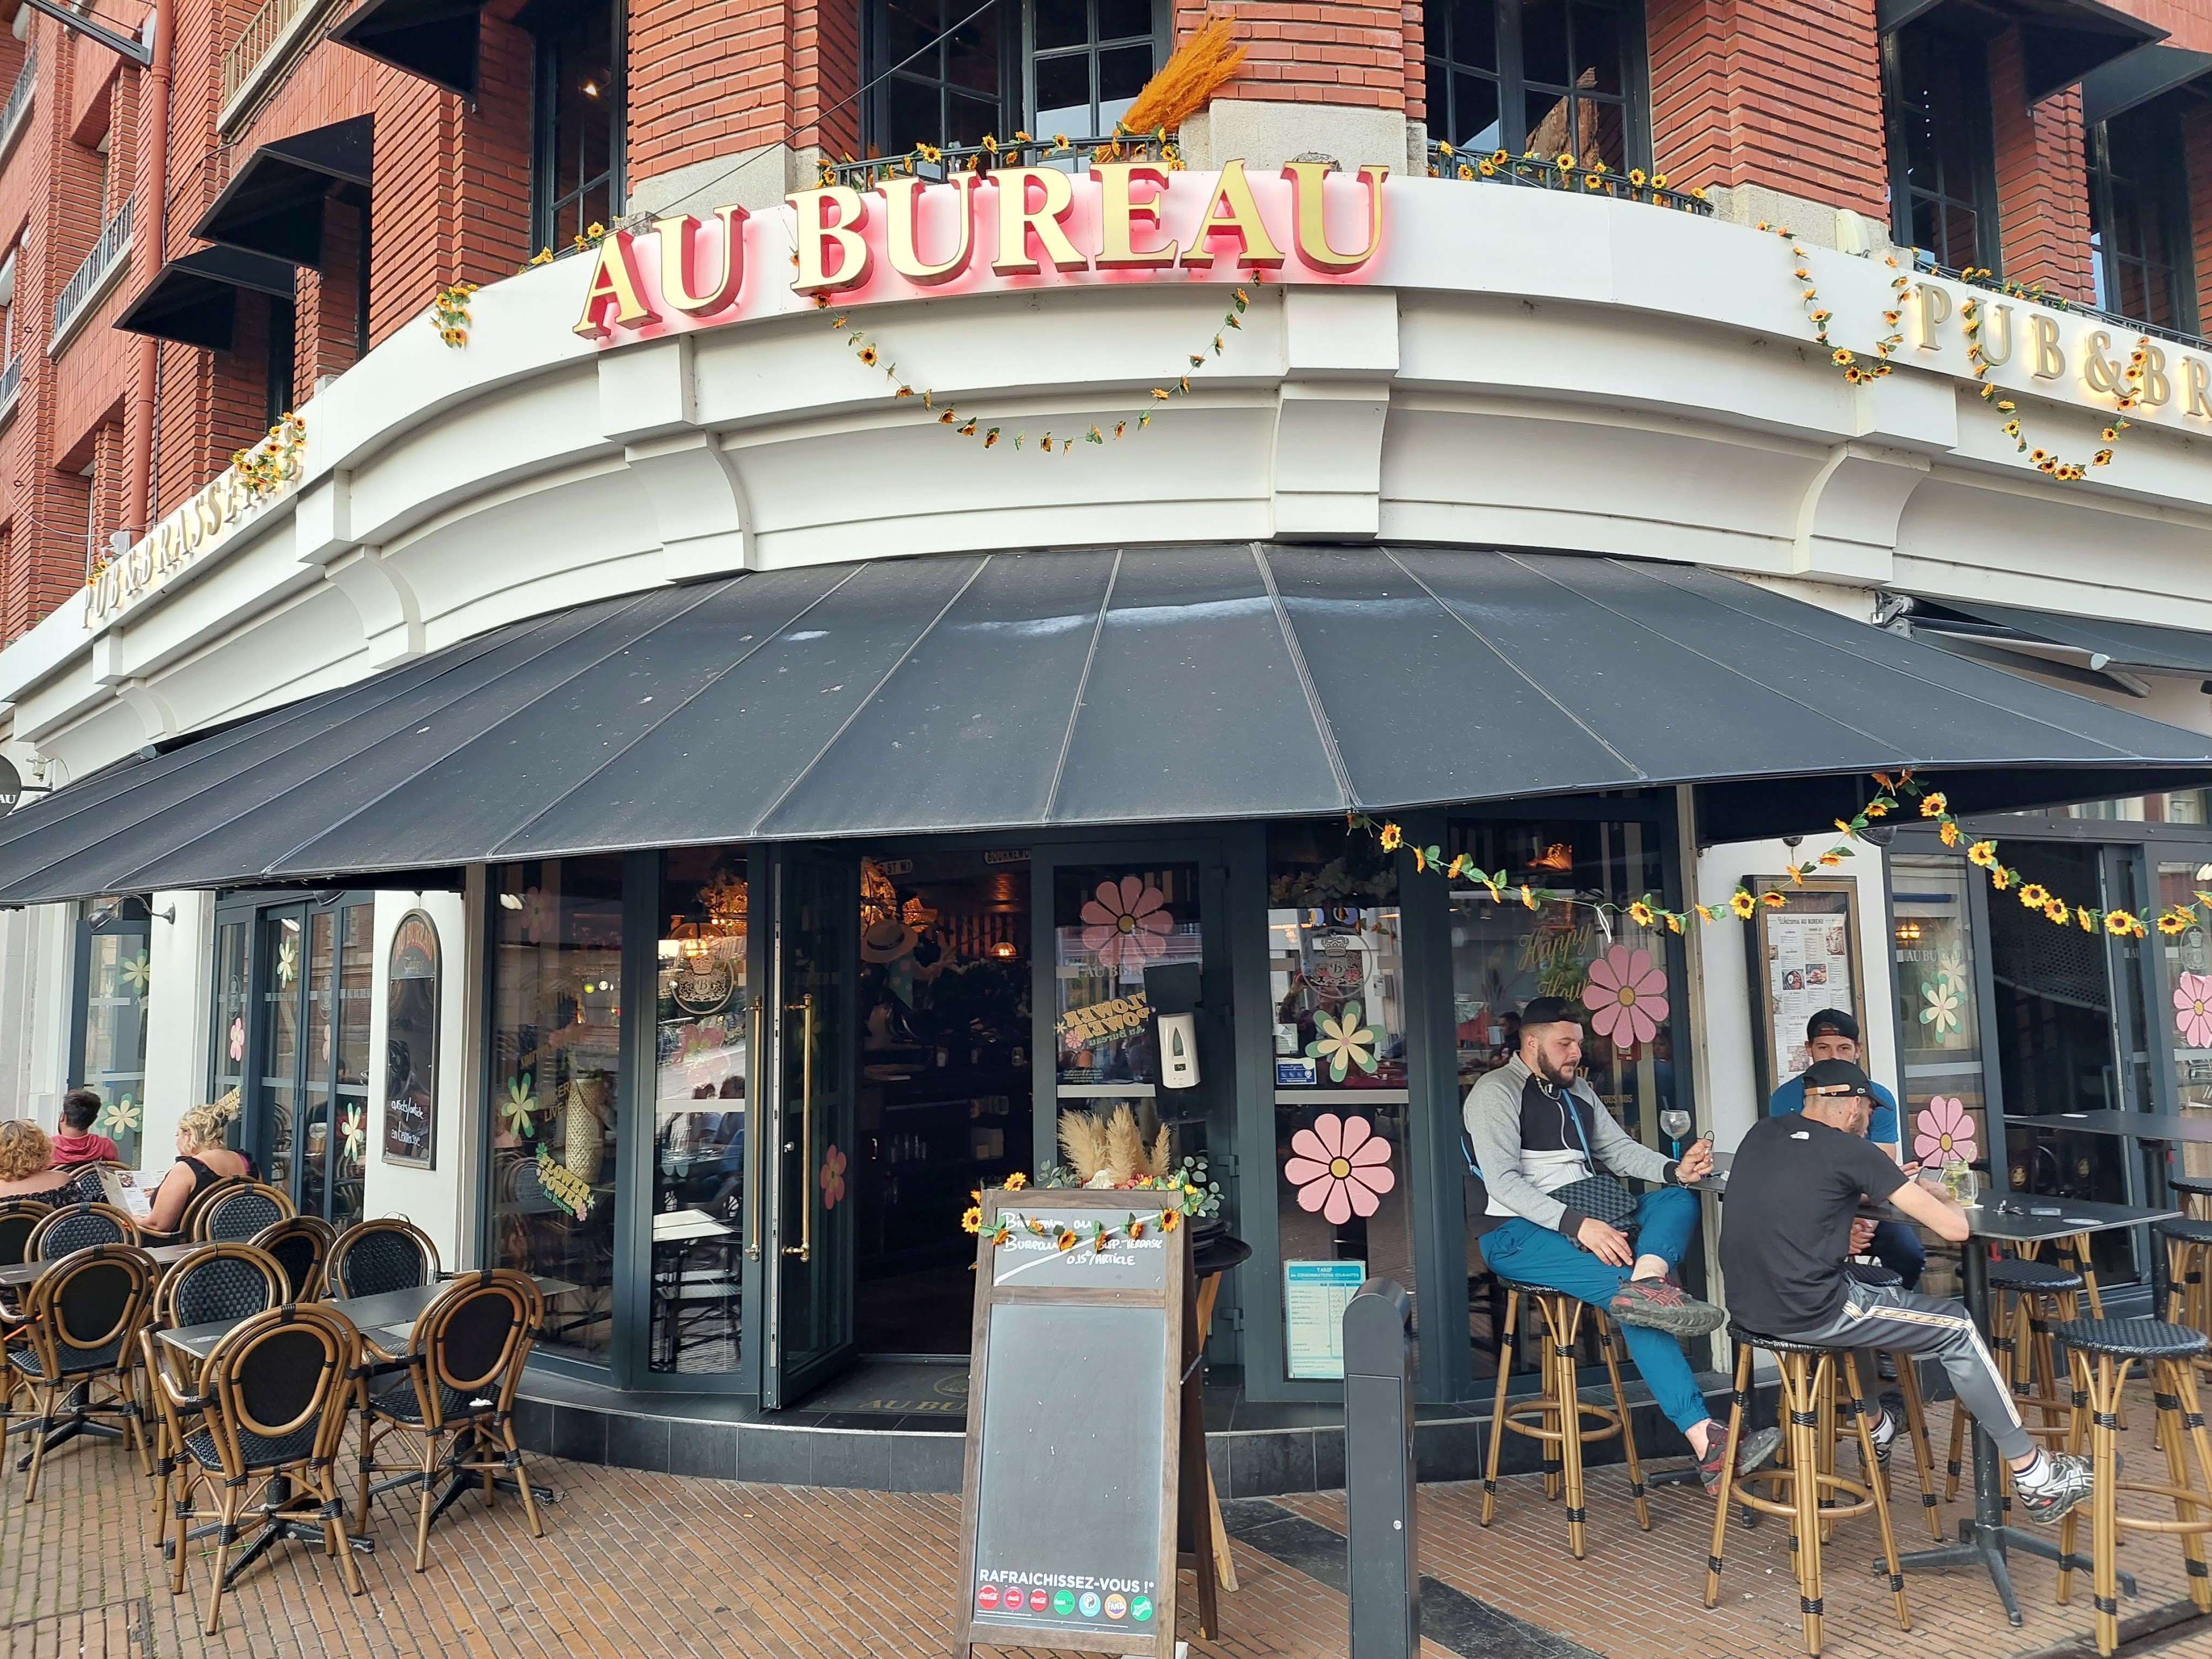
[2,173,2207,1274]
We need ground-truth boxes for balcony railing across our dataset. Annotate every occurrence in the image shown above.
[51,194,132,349]
[1913,253,2212,363]
[0,353,21,421]
[820,130,1180,191]
[1426,142,1713,215]
[221,0,329,112]
[0,48,35,161]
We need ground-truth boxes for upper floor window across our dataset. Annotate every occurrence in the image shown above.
[2088,103,2195,331]
[530,0,622,252]
[1884,19,1997,271]
[1424,0,1647,171]
[865,0,1164,153]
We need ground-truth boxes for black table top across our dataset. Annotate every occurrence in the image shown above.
[158,1276,577,1361]
[0,1240,201,1287]
[2005,1110,2212,1144]
[1961,1193,2178,1244]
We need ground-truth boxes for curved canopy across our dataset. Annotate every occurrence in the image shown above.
[3,544,2210,903]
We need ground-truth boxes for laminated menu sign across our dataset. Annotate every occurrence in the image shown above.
[1745,878,1865,1102]
[1283,1259,1365,1380]
[957,1189,1216,1657]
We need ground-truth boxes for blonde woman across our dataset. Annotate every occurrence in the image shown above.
[144,1095,257,1237]
[0,1120,77,1199]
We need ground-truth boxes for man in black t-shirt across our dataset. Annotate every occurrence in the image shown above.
[1719,1061,2092,1523]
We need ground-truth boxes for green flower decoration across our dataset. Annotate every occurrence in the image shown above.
[502,1074,538,1138]
[1920,980,1961,1034]
[276,935,299,988]
[99,1094,140,1135]
[1306,999,1380,1082]
[340,1104,365,1163]
[118,952,151,997]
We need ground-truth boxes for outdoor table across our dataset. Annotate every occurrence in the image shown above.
[2005,1110,2212,1145]
[0,1239,199,1287]
[1889,1193,2179,1626]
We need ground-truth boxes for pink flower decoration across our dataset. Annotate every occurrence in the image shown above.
[1080,876,1174,975]
[1581,946,1668,1046]
[819,1144,847,1210]
[2177,972,2212,1049]
[1913,1096,1977,1165]
[1284,1112,1397,1225]
[227,1016,245,1063]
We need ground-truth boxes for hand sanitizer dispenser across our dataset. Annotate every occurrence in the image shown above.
[1158,1012,1199,1090]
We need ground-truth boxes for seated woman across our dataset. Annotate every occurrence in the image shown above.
[143,1095,257,1237]
[0,1120,80,1201]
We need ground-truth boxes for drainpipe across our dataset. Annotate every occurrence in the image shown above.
[120,0,170,538]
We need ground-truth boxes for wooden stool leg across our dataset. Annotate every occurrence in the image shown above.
[1890,1352,1944,1541]
[1556,1301,1589,1561]
[1845,1354,1911,1632]
[2092,1354,2127,1658]
[1539,1324,1563,1503]
[1793,1355,1826,1657]
[1480,1290,1518,1528]
[1944,1395,1968,1502]
[2154,1360,2210,1615]
[2059,1344,2088,1606]
[2176,1364,2212,1616]
[1704,1346,1755,1610]
[1595,1313,1651,1532]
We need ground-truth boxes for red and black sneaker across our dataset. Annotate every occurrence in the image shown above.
[1609,1277,1726,1338]
[1698,1425,1783,1495]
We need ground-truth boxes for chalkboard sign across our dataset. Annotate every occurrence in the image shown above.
[383,911,440,1168]
[957,1187,1215,1657]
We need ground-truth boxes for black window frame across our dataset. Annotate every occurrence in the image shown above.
[2088,100,2198,333]
[1883,16,2002,272]
[1422,0,1652,171]
[528,0,625,254]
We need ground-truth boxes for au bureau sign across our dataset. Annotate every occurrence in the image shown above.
[574,160,1391,344]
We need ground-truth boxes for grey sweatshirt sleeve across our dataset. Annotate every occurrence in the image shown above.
[1462,1068,1580,1237]
[1581,1083,1679,1186]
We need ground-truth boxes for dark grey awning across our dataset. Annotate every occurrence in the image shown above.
[329,0,485,99]
[1880,0,2164,100]
[113,245,296,350]
[2080,42,2212,124]
[192,117,373,269]
[1911,596,2212,676]
[5,545,2212,905]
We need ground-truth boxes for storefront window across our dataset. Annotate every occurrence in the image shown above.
[489,858,624,1365]
[209,917,249,1111]
[249,898,373,1227]
[75,895,151,1163]
[2063,792,2212,823]
[1053,862,1201,1103]
[2159,860,2212,1179]
[651,849,750,1374]
[1891,857,1990,1179]
[1266,822,1412,1381]
[1424,0,1644,171]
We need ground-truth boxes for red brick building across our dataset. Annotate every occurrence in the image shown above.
[0,0,2204,648]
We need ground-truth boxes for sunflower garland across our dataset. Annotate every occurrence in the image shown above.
[430,282,479,348]
[1764,224,1908,385]
[1959,296,2144,481]
[1427,144,1709,208]
[813,280,1257,455]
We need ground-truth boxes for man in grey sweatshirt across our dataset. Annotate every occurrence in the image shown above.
[1467,996,1770,1492]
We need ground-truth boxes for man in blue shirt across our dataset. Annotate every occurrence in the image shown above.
[1767,1009,1925,1290]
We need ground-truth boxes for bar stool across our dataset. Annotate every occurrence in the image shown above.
[2051,1317,2212,1657]
[2158,1217,2212,1345]
[1943,1256,2086,1507]
[2169,1171,2212,1223]
[1705,1324,1910,1657]
[1833,1263,1946,1541]
[1480,1279,1650,1559]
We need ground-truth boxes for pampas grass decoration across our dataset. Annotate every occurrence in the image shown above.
[1105,1104,1147,1185]
[1147,1122,1172,1178]
[1060,1108,1111,1181]
[1118,12,1245,137]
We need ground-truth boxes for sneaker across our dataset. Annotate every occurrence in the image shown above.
[1864,1407,1897,1472]
[1698,1425,1784,1495]
[1877,1354,1898,1382]
[2015,1452,2095,1525]
[1609,1277,1727,1338]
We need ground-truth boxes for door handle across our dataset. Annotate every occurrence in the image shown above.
[744,995,763,1263]
[784,993,814,1262]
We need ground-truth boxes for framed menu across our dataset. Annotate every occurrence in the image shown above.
[383,911,440,1167]
[1745,876,1866,1105]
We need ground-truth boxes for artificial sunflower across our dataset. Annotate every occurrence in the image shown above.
[1966,840,1999,868]
[961,1206,983,1234]
[1939,821,1961,848]
[1990,866,2012,891]
[1054,1228,1078,1252]
[2017,883,2050,909]
[1159,1208,1182,1232]
[1378,822,1403,852]
[1627,900,1656,928]
[2044,898,2069,925]
[1003,1170,1028,1190]
[2078,907,2098,933]
[1729,889,1757,920]
[1919,792,1947,819]
[2106,909,2142,937]
[1557,152,1575,168]
[2160,909,2192,936]
[1832,348,1854,367]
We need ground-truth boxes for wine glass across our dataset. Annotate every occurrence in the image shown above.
[1660,1109,1692,1157]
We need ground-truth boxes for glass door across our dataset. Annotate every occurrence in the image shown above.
[72,896,154,1164]
[763,847,860,1408]
[248,898,374,1230]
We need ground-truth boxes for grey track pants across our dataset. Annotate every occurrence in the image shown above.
[1779,1281,2033,1462]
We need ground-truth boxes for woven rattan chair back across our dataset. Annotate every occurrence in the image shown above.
[25,1203,138,1260]
[0,1200,52,1268]
[19,1244,157,1380]
[155,1243,285,1334]
[406,1271,542,1431]
[197,1182,294,1243]
[249,1216,336,1302]
[327,1218,440,1298]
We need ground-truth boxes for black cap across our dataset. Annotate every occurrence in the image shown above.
[1522,995,1582,1028]
[1805,1008,1860,1044]
[1801,1058,1874,1100]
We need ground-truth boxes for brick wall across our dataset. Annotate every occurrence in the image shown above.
[628,0,858,188]
[1990,29,2094,298]
[1171,2,1408,110]
[1647,0,1887,210]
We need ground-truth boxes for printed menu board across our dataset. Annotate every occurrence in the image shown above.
[1745,878,1865,1103]
[956,1191,1215,1657]
[1283,1259,1366,1379]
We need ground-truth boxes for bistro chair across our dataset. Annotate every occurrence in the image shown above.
[354,1269,547,1570]
[176,1178,244,1243]
[2053,1317,2212,1656]
[1945,1256,2085,1502]
[326,1218,441,1300]
[141,1243,285,1550]
[25,1202,139,1260]
[195,1182,294,1243]
[1,1244,158,1503]
[1478,1280,1650,1559]
[1832,1263,1944,1541]
[152,1303,366,1633]
[250,1216,336,1303]
[0,1199,51,1311]
[1705,1324,1910,1657]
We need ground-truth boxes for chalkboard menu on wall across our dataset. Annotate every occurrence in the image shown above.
[383,912,440,1167]
[956,1188,1215,1657]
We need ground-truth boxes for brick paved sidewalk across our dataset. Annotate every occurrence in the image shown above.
[6,1393,2212,1659]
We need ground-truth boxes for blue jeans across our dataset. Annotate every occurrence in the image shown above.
[1480,1185,1710,1437]
[1868,1219,1925,1290]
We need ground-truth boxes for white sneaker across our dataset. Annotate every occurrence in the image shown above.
[2015,1452,2095,1525]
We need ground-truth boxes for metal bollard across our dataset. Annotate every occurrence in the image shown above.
[1344,1277,1419,1659]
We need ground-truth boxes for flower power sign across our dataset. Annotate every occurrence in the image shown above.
[571,161,1391,346]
